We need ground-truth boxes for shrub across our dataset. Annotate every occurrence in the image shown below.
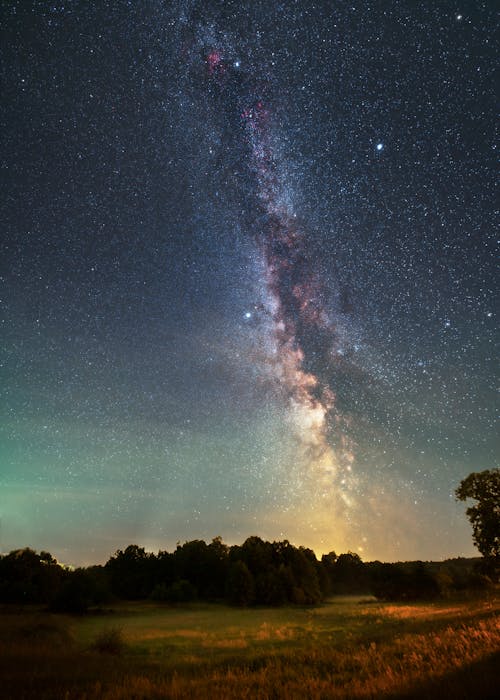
[90,627,126,655]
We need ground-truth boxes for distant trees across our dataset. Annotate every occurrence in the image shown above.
[331,552,368,594]
[319,551,370,595]
[369,561,440,601]
[0,548,109,611]
[151,579,197,603]
[0,534,494,611]
[172,538,228,599]
[226,561,255,606]
[0,548,63,604]
[64,536,329,606]
[51,567,110,613]
[228,537,324,605]
[455,469,500,568]
[105,545,155,599]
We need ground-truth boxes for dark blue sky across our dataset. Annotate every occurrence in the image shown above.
[1,1,497,564]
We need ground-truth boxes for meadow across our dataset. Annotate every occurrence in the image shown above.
[1,594,498,699]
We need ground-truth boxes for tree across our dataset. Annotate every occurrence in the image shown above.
[172,539,226,599]
[51,568,97,613]
[0,548,63,604]
[320,551,337,595]
[455,469,500,568]
[105,545,154,599]
[331,552,368,593]
[226,561,255,606]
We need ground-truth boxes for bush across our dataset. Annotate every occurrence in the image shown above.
[90,627,126,655]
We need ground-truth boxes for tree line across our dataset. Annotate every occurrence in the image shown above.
[0,536,492,614]
[1,468,497,612]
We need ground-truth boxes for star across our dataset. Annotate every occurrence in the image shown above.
[1,0,494,566]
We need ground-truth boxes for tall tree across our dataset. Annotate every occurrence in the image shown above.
[456,468,500,567]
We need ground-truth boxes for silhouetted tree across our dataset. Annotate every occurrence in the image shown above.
[172,538,228,599]
[288,547,322,604]
[256,569,289,605]
[155,549,175,589]
[51,568,102,613]
[332,552,368,593]
[105,545,154,599]
[369,561,440,601]
[320,551,337,595]
[226,560,255,606]
[207,536,230,597]
[456,469,500,574]
[0,548,63,603]
[234,536,274,575]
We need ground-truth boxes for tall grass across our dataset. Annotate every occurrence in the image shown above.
[0,596,498,699]
[90,628,126,655]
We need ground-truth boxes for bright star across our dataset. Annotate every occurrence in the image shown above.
[244,311,252,319]
[376,143,384,151]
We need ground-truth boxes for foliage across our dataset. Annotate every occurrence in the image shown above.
[50,567,111,613]
[330,552,369,594]
[0,536,493,609]
[226,560,255,606]
[0,548,64,604]
[369,562,440,601]
[456,468,500,573]
[105,545,154,599]
[172,538,228,599]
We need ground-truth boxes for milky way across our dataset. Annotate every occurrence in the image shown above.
[200,45,355,495]
[1,1,497,564]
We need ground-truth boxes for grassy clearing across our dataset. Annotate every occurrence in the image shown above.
[0,594,498,699]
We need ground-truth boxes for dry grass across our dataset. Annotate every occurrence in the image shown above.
[90,627,126,655]
[0,594,498,699]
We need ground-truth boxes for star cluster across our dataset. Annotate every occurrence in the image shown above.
[0,1,497,564]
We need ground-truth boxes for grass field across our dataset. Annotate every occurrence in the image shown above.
[1,594,499,699]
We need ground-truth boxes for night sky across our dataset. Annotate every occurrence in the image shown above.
[1,1,497,565]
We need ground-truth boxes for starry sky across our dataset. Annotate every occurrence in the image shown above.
[1,1,497,565]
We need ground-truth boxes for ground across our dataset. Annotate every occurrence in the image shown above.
[1,594,498,698]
